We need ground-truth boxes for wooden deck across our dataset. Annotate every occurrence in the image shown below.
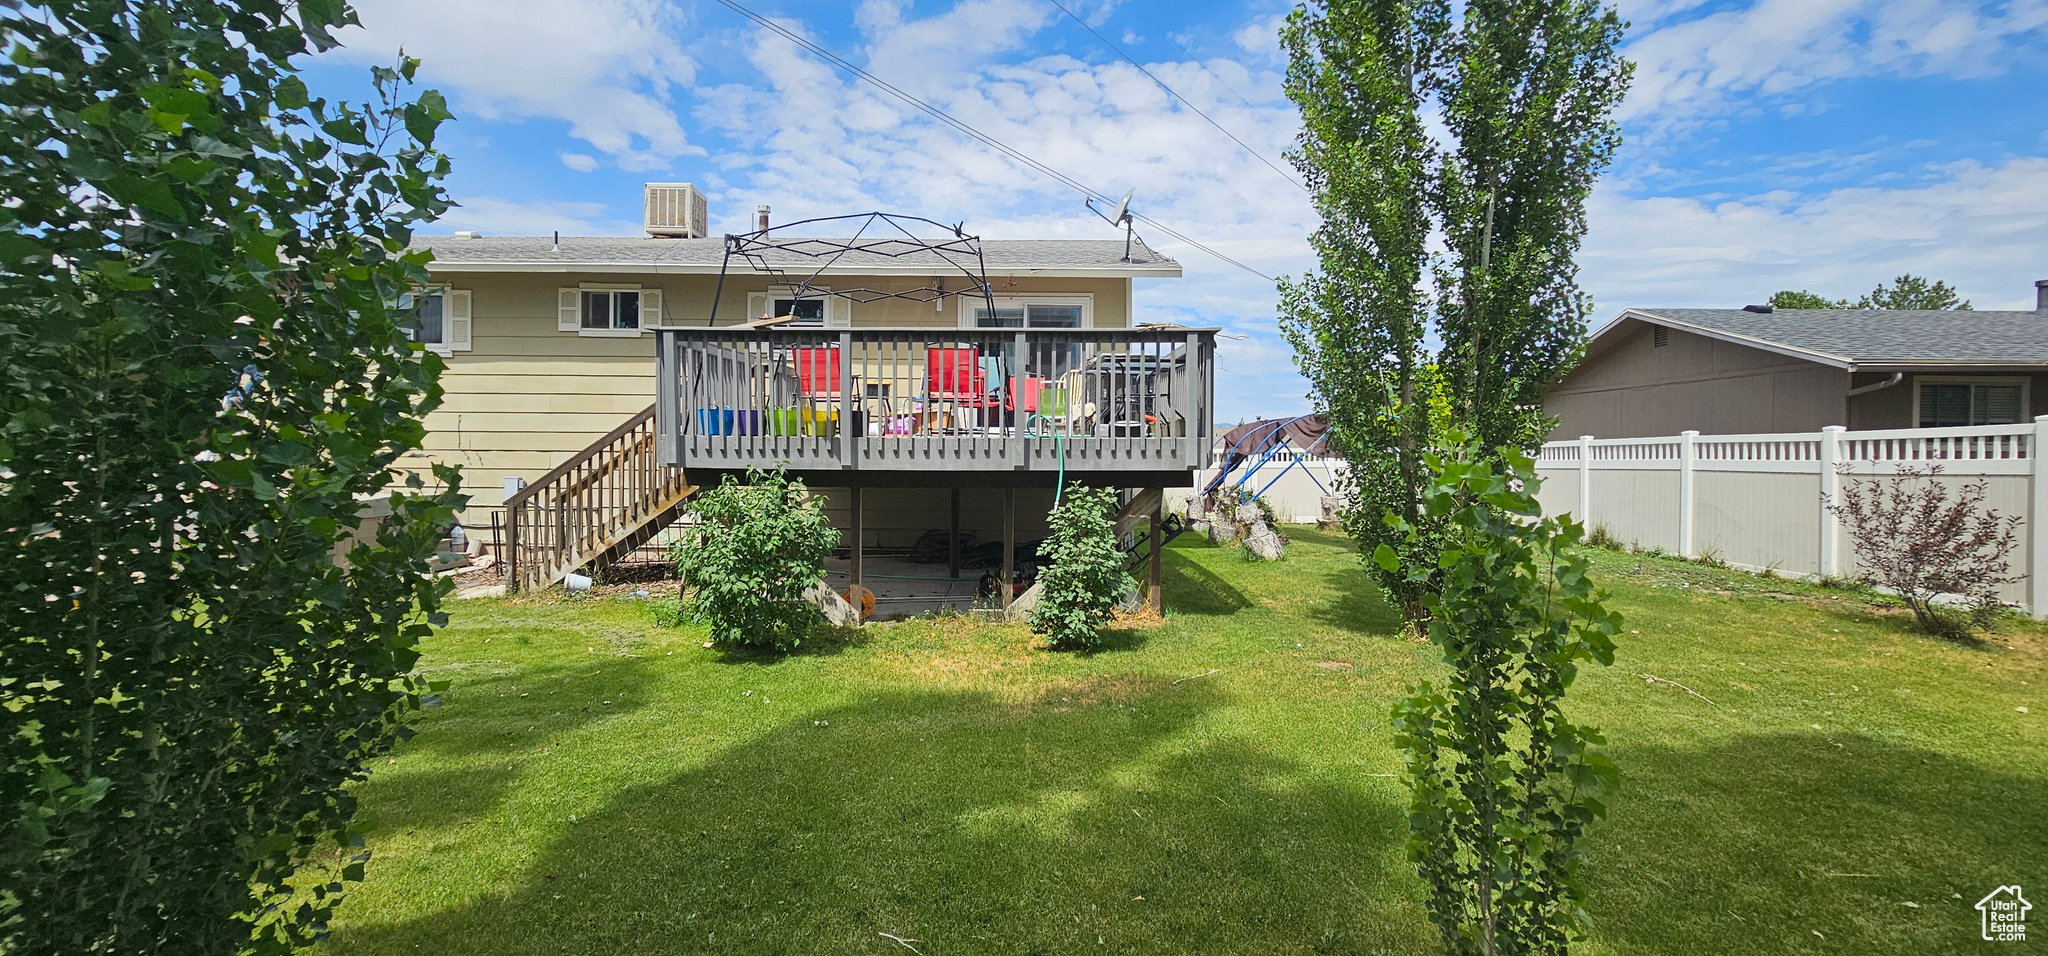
[653,327,1217,477]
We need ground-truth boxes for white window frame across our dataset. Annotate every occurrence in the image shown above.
[746,285,849,328]
[1911,375,2031,427]
[407,285,471,355]
[560,283,659,337]
[956,293,1094,330]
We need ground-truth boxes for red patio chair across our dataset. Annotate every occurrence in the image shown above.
[925,347,995,430]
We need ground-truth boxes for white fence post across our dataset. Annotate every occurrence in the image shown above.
[1678,430,1698,558]
[1578,435,1593,527]
[2031,416,2048,619]
[1820,425,1844,580]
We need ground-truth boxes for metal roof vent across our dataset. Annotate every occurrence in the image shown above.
[2036,278,2047,315]
[643,183,708,238]
[1742,304,1773,314]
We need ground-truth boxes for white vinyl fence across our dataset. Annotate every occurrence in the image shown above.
[1536,419,2048,616]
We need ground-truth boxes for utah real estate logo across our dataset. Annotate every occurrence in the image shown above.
[1977,885,2030,942]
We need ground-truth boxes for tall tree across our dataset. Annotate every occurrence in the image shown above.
[1861,274,1972,310]
[1280,0,1630,618]
[1769,274,1973,311]
[1433,0,1631,454]
[1768,289,1852,309]
[1279,0,1449,619]
[0,2,458,952]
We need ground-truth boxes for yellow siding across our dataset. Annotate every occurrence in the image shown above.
[407,269,1133,521]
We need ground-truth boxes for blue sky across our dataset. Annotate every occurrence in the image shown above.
[305,0,2048,422]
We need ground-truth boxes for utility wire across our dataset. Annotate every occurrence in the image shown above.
[1045,0,1306,193]
[709,0,1273,282]
[1133,5,1295,140]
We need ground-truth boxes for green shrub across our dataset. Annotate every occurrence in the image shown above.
[670,467,838,651]
[1031,484,1133,650]
[1375,435,1622,954]
[0,7,459,951]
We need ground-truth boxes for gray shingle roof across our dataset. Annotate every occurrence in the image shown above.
[1618,307,2048,367]
[411,235,1181,276]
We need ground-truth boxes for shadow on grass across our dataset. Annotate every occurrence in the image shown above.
[1312,565,1404,637]
[352,658,665,834]
[329,682,1429,956]
[1592,732,2048,956]
[1159,551,1253,617]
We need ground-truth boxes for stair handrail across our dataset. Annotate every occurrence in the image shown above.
[505,403,691,591]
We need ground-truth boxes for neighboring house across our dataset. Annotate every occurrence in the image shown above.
[403,184,1213,599]
[1545,280,2048,439]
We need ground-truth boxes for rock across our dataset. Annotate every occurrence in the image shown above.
[1234,502,1265,525]
[1004,581,1045,622]
[803,580,864,627]
[1244,522,1286,561]
[1208,520,1240,546]
[1318,496,1344,530]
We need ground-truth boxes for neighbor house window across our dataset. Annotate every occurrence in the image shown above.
[581,289,640,331]
[1917,378,2026,427]
[966,296,1091,329]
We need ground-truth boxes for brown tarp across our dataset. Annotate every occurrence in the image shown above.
[1206,415,1331,493]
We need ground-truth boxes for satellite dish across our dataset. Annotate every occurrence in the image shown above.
[1108,188,1134,225]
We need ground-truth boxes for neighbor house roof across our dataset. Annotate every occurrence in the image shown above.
[411,235,1183,278]
[1593,307,2048,370]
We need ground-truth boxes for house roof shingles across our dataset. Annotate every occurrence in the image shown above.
[411,235,1182,277]
[1618,307,2048,368]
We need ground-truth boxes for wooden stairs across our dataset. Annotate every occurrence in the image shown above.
[505,404,697,591]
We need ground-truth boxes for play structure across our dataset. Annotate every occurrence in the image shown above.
[1201,414,1334,506]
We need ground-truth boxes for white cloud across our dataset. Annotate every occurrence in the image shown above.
[1621,0,2048,126]
[1583,156,2048,313]
[559,153,599,172]
[430,196,644,237]
[331,0,702,168]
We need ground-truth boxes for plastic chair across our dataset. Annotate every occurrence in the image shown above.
[925,347,994,430]
[794,347,843,436]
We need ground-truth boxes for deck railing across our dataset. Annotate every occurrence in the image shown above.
[652,326,1217,474]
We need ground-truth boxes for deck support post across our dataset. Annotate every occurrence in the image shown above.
[850,485,863,591]
[1148,488,1163,613]
[949,487,961,580]
[1002,488,1016,611]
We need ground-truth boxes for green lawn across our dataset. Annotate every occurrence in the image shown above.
[322,529,2047,955]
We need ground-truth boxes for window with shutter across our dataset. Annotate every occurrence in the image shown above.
[404,286,470,354]
[1917,378,2028,427]
[565,286,646,336]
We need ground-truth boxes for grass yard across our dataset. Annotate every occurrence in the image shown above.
[323,529,2047,956]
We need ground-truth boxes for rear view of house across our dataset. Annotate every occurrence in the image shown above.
[1546,280,2048,439]
[403,184,1214,610]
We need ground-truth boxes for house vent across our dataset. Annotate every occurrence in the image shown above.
[643,183,708,238]
[1653,325,1670,348]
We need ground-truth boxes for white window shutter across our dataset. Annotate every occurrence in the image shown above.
[447,289,473,352]
[826,296,851,329]
[746,292,767,324]
[640,288,663,327]
[558,288,580,331]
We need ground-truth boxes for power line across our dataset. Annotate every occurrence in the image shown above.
[1133,6,1295,140]
[1045,0,1306,194]
[708,0,1273,282]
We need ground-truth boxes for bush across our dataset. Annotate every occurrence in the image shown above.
[1828,464,2023,639]
[670,467,839,651]
[1031,484,1133,650]
[1375,435,1622,954]
[0,7,458,950]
